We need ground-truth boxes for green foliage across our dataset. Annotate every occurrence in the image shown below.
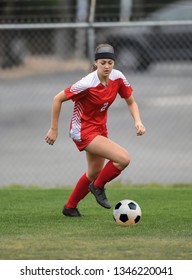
[0,184,192,260]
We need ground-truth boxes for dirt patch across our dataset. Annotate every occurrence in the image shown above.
[0,56,90,79]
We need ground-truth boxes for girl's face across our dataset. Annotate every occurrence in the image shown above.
[96,59,115,77]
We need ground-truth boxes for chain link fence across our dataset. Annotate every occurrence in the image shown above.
[1,20,192,186]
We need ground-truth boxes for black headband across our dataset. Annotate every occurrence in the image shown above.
[95,52,115,61]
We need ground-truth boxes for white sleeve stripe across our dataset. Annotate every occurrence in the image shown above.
[70,71,100,94]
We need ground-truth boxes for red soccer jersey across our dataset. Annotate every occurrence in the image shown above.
[64,69,133,143]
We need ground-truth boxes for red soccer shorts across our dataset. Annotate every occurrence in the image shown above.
[72,124,108,151]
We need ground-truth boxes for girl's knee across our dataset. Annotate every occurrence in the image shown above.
[118,152,131,169]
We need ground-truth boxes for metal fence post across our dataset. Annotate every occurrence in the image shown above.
[87,0,96,63]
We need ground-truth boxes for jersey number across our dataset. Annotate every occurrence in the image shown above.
[100,102,109,112]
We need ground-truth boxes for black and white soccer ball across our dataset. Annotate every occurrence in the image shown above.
[113,199,142,226]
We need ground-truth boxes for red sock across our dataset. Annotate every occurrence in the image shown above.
[94,161,122,188]
[66,173,91,208]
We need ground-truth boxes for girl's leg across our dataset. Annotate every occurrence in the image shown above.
[85,135,131,173]
[63,135,130,214]
[85,135,131,208]
[85,152,106,181]
[63,173,91,217]
[63,153,105,216]
[65,173,91,209]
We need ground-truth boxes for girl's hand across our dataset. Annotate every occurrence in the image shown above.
[135,122,146,136]
[45,128,58,145]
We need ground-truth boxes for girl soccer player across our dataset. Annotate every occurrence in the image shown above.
[45,44,146,217]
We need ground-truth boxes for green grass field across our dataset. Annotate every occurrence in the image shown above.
[0,184,192,260]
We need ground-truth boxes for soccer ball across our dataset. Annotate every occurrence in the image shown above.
[113,199,142,226]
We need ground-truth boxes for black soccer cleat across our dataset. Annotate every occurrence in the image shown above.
[89,182,111,209]
[62,205,82,217]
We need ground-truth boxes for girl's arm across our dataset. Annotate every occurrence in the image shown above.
[125,95,146,136]
[45,90,69,145]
